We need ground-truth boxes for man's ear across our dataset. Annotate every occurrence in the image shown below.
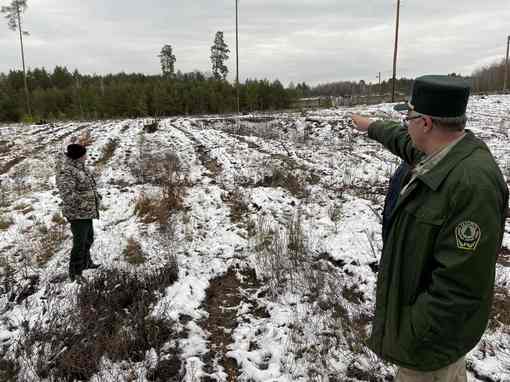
[423,116,434,133]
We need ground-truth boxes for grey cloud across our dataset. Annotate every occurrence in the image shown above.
[0,0,508,85]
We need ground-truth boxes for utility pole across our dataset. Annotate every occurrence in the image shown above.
[504,35,510,92]
[235,0,240,116]
[377,72,382,96]
[391,0,400,102]
[16,2,31,117]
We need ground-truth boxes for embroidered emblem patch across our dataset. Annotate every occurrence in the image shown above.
[455,221,481,251]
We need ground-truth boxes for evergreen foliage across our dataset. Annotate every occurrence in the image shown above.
[159,45,176,77]
[0,67,296,122]
[210,31,230,80]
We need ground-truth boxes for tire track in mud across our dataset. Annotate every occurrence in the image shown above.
[170,122,272,380]
[201,267,265,382]
[171,123,224,178]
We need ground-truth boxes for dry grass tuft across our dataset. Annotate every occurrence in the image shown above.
[134,192,170,225]
[34,221,67,266]
[123,237,146,265]
[96,138,119,166]
[196,145,223,176]
[134,154,186,227]
[143,120,159,133]
[51,212,67,226]
[0,215,14,230]
[489,287,510,330]
[13,202,34,214]
[257,157,307,198]
[222,187,249,223]
[15,266,181,381]
[78,130,94,147]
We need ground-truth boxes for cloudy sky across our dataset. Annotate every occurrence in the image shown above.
[1,0,509,85]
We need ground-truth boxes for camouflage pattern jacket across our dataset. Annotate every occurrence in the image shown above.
[56,155,99,220]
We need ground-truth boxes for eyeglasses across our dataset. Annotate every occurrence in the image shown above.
[403,114,424,128]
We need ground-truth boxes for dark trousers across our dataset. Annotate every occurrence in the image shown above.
[69,219,94,275]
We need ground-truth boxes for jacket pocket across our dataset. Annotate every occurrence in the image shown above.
[401,206,445,304]
[399,304,431,352]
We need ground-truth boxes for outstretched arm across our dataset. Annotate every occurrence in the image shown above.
[351,114,422,164]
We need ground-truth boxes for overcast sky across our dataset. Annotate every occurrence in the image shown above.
[1,0,509,85]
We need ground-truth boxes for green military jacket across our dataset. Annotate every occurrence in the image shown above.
[367,121,508,371]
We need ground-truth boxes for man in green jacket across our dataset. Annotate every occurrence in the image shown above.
[351,75,508,381]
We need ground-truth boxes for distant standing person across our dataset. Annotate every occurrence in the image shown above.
[56,143,101,282]
[350,75,508,381]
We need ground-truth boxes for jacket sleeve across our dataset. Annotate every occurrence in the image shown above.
[367,120,423,165]
[56,167,78,207]
[409,172,505,343]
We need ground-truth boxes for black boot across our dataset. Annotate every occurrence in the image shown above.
[69,272,84,283]
[85,261,101,270]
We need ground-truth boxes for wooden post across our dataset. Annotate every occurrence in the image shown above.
[235,0,240,115]
[504,35,510,92]
[392,0,400,102]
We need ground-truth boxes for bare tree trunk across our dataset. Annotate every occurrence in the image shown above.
[16,3,31,117]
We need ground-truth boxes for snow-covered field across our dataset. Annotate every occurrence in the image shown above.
[1,95,509,381]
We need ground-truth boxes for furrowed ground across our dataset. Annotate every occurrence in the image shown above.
[1,95,509,381]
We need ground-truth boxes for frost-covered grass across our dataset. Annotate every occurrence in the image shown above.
[0,95,509,381]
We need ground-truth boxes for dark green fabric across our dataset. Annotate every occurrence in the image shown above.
[395,75,471,118]
[69,219,94,276]
[366,120,508,371]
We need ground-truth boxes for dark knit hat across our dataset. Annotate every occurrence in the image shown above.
[394,75,471,118]
[66,144,87,160]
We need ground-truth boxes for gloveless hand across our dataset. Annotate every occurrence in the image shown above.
[350,114,372,133]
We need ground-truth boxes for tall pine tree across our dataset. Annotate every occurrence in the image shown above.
[159,45,176,77]
[1,0,31,117]
[210,31,230,80]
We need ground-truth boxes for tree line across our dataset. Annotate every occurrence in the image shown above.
[471,59,509,93]
[0,67,297,122]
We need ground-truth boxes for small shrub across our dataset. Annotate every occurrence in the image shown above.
[0,215,14,230]
[143,120,159,133]
[0,255,15,297]
[0,358,20,381]
[124,237,146,265]
[0,182,9,207]
[34,222,67,266]
[97,138,119,166]
[14,203,34,215]
[51,212,67,225]
[16,266,181,381]
[134,192,169,225]
[342,284,365,305]
[78,130,94,147]
[10,161,32,195]
[489,287,510,329]
[328,203,343,232]
[222,187,249,223]
[196,145,223,176]
[258,159,307,198]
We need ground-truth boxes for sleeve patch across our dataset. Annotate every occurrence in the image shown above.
[455,221,481,251]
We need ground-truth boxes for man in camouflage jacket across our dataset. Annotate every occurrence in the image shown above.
[56,143,101,281]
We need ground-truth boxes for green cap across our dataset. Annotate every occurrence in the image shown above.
[394,75,471,118]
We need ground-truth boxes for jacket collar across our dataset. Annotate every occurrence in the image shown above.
[416,130,486,191]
